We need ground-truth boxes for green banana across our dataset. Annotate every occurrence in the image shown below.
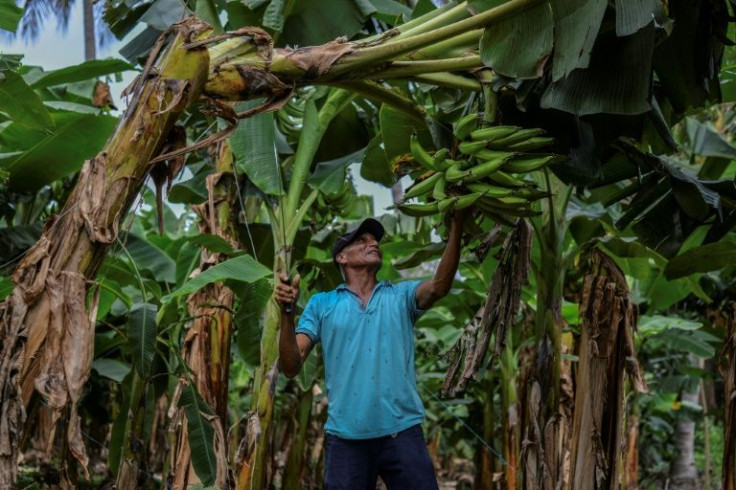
[438,196,458,213]
[486,171,527,187]
[505,136,555,152]
[432,174,447,200]
[474,149,517,161]
[453,192,483,210]
[458,140,488,155]
[410,132,436,171]
[453,113,480,140]
[469,126,519,142]
[487,128,545,149]
[501,155,555,174]
[463,181,514,198]
[396,201,440,217]
[403,172,443,201]
[433,148,451,171]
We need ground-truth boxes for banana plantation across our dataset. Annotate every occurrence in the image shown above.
[1,0,736,488]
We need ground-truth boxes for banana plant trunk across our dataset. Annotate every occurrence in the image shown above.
[0,19,211,487]
[569,250,647,490]
[723,303,736,490]
[169,141,239,488]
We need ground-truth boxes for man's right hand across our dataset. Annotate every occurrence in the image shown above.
[275,274,301,313]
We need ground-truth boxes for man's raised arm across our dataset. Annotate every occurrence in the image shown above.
[275,274,312,378]
[415,211,465,311]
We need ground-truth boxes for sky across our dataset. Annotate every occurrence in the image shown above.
[0,3,398,216]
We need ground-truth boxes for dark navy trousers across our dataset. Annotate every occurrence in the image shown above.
[324,424,439,490]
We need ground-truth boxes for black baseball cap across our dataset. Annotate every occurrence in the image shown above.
[332,218,385,267]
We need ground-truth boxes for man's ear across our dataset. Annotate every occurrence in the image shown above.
[336,253,345,265]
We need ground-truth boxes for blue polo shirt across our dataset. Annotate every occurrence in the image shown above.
[295,280,425,439]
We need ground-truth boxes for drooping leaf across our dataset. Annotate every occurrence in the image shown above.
[263,0,286,32]
[0,70,53,130]
[92,358,132,383]
[126,303,158,377]
[29,59,133,89]
[235,279,272,365]
[186,234,236,254]
[279,0,368,46]
[163,254,271,301]
[685,117,736,159]
[231,100,281,195]
[308,149,364,195]
[140,0,190,30]
[4,112,118,191]
[542,25,655,115]
[360,132,394,187]
[379,104,431,161]
[664,239,736,279]
[480,0,553,79]
[549,0,607,81]
[121,233,177,284]
[393,242,445,270]
[0,0,23,32]
[615,0,663,36]
[179,383,217,486]
[169,166,210,204]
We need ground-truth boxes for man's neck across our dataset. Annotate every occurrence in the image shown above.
[344,268,378,298]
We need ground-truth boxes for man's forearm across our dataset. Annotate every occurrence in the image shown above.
[432,217,463,296]
[279,311,302,378]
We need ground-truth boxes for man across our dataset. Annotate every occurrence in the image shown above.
[275,212,464,490]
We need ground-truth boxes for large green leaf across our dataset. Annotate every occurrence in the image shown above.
[231,101,281,195]
[480,0,553,79]
[127,303,158,377]
[121,233,176,284]
[615,0,663,36]
[92,358,132,383]
[235,279,272,365]
[180,384,217,486]
[542,25,655,115]
[0,71,53,130]
[665,239,736,279]
[279,0,368,46]
[263,0,286,32]
[639,315,703,337]
[308,149,364,195]
[360,132,393,187]
[29,59,133,89]
[550,0,606,81]
[140,0,190,30]
[0,0,23,32]
[379,104,431,161]
[163,254,271,301]
[3,112,117,191]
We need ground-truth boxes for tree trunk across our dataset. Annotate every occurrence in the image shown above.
[668,354,702,490]
[568,250,647,490]
[169,141,239,488]
[83,0,96,61]
[0,19,211,487]
[722,303,736,490]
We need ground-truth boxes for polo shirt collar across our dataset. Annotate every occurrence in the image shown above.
[336,280,387,292]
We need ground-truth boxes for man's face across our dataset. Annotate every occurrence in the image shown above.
[337,233,383,270]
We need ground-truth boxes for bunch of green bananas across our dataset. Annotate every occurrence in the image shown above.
[395,114,562,220]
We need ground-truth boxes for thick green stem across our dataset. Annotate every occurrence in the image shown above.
[285,89,355,218]
[332,0,542,76]
[286,188,319,243]
[329,80,426,123]
[392,2,471,41]
[412,72,481,90]
[370,55,482,79]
